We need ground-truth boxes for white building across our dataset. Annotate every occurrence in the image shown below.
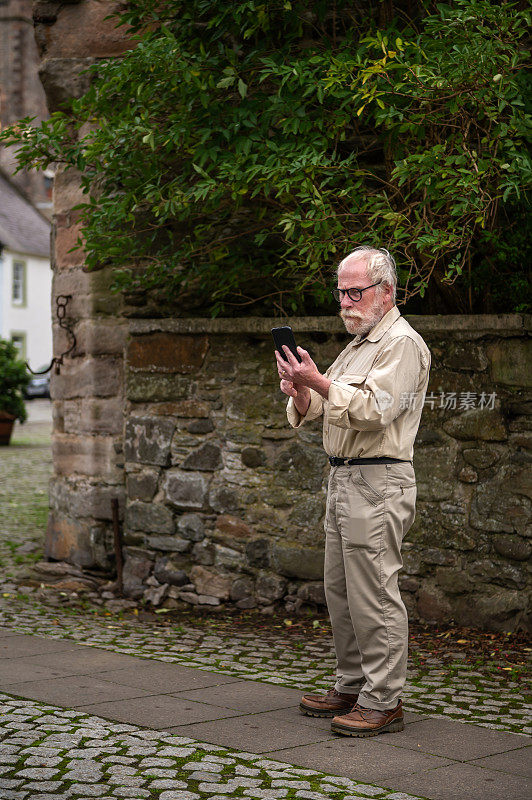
[0,168,52,370]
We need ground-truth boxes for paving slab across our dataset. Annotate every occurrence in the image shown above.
[95,663,241,693]
[165,711,338,752]
[2,674,157,707]
[0,660,84,684]
[80,694,246,729]
[260,735,455,783]
[0,633,79,659]
[468,746,532,778]
[388,761,532,800]
[10,646,157,674]
[387,717,531,761]
[172,679,303,712]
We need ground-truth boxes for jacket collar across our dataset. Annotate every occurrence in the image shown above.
[352,305,401,345]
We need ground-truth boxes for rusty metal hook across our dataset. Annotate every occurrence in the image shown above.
[25,294,77,375]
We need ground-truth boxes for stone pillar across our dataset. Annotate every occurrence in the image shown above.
[34,0,133,569]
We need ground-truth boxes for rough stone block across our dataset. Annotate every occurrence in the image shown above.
[417,582,452,623]
[51,357,122,399]
[73,319,127,356]
[493,534,531,562]
[255,573,287,601]
[413,446,455,501]
[52,165,85,214]
[126,373,189,402]
[214,515,252,540]
[125,501,174,534]
[297,581,326,605]
[153,556,188,587]
[124,417,175,466]
[182,442,223,471]
[462,446,501,470]
[140,400,211,418]
[63,398,124,435]
[443,407,507,442]
[163,469,209,510]
[177,513,205,541]
[127,469,160,501]
[52,433,122,480]
[39,56,96,112]
[470,465,531,536]
[188,418,215,433]
[443,343,488,372]
[53,218,86,267]
[208,483,240,513]
[245,538,270,568]
[122,548,154,599]
[191,540,215,565]
[190,565,231,599]
[49,478,124,520]
[488,339,532,387]
[271,543,324,580]
[128,333,209,373]
[230,576,254,602]
[35,0,134,59]
[146,535,190,553]
[44,511,108,569]
[214,544,243,569]
[241,447,267,467]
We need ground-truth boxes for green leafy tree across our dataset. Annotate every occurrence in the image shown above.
[2,0,530,315]
[0,339,29,422]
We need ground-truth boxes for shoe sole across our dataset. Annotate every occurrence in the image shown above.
[299,703,351,718]
[331,718,405,737]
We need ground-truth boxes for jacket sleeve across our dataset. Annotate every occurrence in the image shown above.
[327,336,423,430]
[286,389,324,428]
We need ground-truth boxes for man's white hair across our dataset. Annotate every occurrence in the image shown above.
[337,246,397,304]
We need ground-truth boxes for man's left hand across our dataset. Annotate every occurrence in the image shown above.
[275,346,331,399]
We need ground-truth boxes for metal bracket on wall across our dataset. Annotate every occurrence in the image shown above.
[25,294,77,375]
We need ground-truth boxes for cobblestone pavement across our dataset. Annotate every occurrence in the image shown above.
[0,595,530,737]
[0,406,51,584]
[0,406,530,749]
[0,690,427,800]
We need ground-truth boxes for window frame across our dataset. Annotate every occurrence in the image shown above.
[11,259,27,307]
[10,331,27,361]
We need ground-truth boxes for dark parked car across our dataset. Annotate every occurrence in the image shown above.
[25,366,51,398]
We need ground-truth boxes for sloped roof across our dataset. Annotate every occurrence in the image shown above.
[0,168,50,258]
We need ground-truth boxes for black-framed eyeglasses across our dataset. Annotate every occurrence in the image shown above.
[332,282,381,303]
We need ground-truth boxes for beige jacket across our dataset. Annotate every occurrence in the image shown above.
[286,306,431,461]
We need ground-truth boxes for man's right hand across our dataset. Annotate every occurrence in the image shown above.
[280,379,311,415]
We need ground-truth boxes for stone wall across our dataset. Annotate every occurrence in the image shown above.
[48,313,531,632]
[36,1,532,632]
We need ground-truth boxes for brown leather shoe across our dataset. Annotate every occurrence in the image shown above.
[299,688,358,717]
[331,700,404,736]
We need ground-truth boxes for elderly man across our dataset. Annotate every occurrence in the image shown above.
[276,246,431,737]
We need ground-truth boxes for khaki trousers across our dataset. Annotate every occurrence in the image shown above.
[324,462,417,711]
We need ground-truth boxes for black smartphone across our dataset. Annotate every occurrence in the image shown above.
[271,326,302,363]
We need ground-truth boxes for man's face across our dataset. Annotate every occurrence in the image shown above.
[337,258,389,336]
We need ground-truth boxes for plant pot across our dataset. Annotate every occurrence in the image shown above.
[0,411,16,446]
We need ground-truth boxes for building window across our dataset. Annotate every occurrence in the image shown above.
[10,332,27,361]
[12,260,26,306]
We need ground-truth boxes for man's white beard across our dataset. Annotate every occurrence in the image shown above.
[340,297,384,337]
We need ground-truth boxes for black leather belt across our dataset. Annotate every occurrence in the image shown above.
[329,456,410,466]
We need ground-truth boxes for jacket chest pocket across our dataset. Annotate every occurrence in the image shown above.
[335,373,368,387]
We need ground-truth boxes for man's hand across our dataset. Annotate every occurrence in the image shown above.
[275,346,331,400]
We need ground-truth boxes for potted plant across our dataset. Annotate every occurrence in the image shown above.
[0,338,30,445]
